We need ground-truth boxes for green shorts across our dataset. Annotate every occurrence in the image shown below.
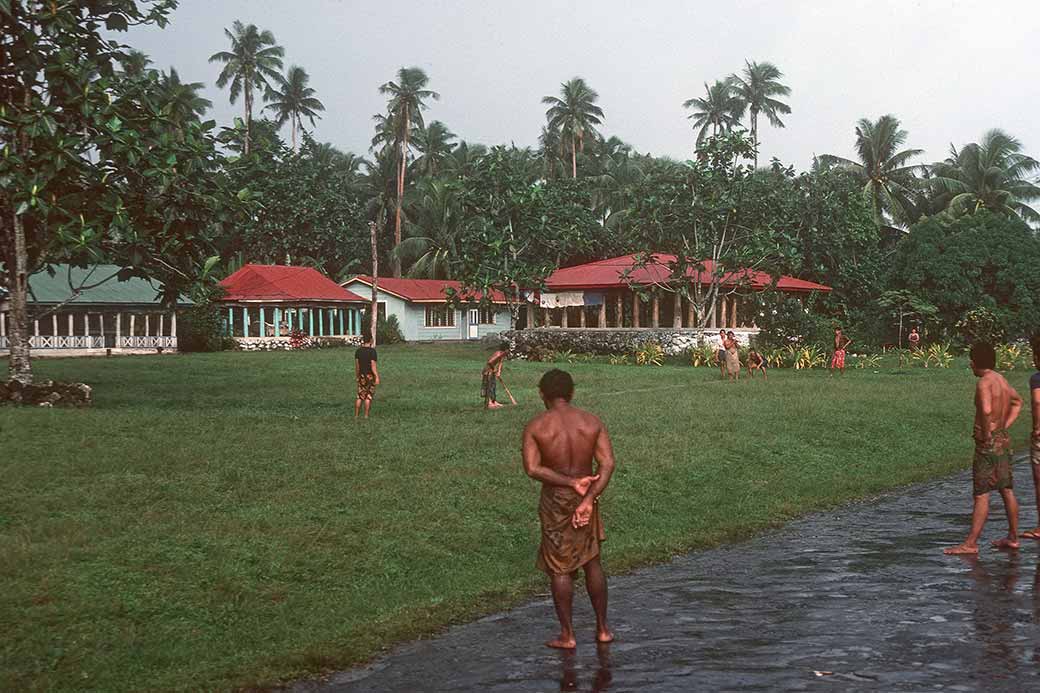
[972,431,1013,496]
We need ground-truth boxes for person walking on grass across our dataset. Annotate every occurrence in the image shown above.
[523,369,616,649]
[716,329,728,379]
[482,342,510,409]
[831,328,852,375]
[1022,335,1040,541]
[354,335,380,418]
[944,342,1022,555]
[747,348,767,380]
[724,330,740,381]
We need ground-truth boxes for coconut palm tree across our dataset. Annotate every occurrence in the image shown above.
[931,129,1040,226]
[538,125,567,179]
[542,77,605,178]
[818,114,924,226]
[119,49,154,79]
[158,68,212,124]
[378,67,439,277]
[264,65,325,151]
[392,180,467,279]
[683,78,745,147]
[412,121,456,176]
[442,140,488,179]
[730,60,791,167]
[208,21,284,155]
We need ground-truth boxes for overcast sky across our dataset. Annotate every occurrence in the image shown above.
[123,0,1038,169]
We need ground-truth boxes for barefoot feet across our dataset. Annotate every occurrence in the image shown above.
[545,634,577,649]
[991,537,1020,550]
[596,629,614,644]
[943,543,979,555]
[1021,528,1040,540]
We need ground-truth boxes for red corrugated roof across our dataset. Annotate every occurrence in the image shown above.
[546,253,831,293]
[220,265,366,302]
[347,276,508,303]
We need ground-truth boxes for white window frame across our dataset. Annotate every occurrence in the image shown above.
[424,304,456,328]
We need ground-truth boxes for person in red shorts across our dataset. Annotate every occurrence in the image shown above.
[830,328,852,375]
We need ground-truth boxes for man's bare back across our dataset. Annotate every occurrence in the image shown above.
[974,371,1020,443]
[526,406,604,480]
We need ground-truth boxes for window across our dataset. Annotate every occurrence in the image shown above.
[478,307,497,325]
[424,305,455,327]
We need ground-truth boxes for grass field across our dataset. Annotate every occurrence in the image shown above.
[1,343,1034,691]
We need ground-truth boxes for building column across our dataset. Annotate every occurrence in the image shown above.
[731,297,739,328]
[338,309,344,336]
[561,307,568,328]
[318,308,324,336]
[673,293,682,328]
[158,313,164,337]
[259,307,266,336]
[145,314,150,337]
[308,309,315,337]
[579,305,586,328]
[719,297,728,330]
[615,293,623,327]
[51,314,58,336]
[242,307,250,337]
[170,312,177,338]
[598,301,606,328]
[0,311,5,338]
[652,293,660,328]
[83,313,89,336]
[129,314,136,339]
[99,314,104,344]
[632,292,640,328]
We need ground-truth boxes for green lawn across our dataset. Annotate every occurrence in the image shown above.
[1,344,1034,691]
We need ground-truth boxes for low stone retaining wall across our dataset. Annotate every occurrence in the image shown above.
[499,328,759,357]
[0,379,93,407]
[234,336,362,351]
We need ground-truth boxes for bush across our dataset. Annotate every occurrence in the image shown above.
[689,343,718,368]
[956,307,1007,346]
[179,301,228,352]
[633,341,664,366]
[360,311,405,345]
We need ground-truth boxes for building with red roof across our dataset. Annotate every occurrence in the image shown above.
[342,276,511,342]
[525,253,831,331]
[219,264,366,340]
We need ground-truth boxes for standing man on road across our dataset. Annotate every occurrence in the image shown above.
[1021,335,1040,540]
[944,342,1023,555]
[522,369,616,649]
[354,335,380,418]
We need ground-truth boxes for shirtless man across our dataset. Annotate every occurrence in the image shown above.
[944,342,1023,555]
[522,369,616,648]
[1021,335,1040,540]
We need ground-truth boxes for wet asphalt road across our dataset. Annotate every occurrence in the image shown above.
[292,459,1040,692]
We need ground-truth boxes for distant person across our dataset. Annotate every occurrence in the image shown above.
[716,329,728,378]
[908,327,921,351]
[1022,335,1040,541]
[724,330,740,381]
[354,335,379,418]
[523,369,616,649]
[944,342,1022,555]
[747,348,767,379]
[482,343,510,409]
[831,328,852,375]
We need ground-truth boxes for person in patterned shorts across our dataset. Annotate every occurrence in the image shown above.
[354,335,380,418]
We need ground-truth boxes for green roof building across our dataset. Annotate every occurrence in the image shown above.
[0,265,192,354]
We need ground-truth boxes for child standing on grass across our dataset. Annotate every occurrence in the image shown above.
[354,335,379,419]
[482,343,510,409]
[1022,335,1040,541]
[831,328,852,375]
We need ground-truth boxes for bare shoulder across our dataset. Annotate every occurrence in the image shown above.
[523,410,552,433]
[572,406,605,430]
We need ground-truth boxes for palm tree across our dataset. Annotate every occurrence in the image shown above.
[542,77,605,178]
[931,129,1040,226]
[378,67,439,277]
[264,65,325,151]
[818,115,924,226]
[412,121,456,176]
[120,49,154,79]
[392,180,466,279]
[158,68,212,125]
[683,78,745,147]
[442,140,488,179]
[730,60,791,167]
[587,137,644,226]
[208,21,284,155]
[538,125,566,179]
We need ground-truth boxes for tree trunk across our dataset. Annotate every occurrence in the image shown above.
[392,113,408,278]
[751,111,758,169]
[571,133,577,179]
[370,221,379,345]
[7,208,32,384]
[291,116,297,152]
[244,79,253,156]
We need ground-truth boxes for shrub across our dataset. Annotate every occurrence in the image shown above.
[288,329,307,350]
[178,301,227,352]
[996,343,1027,371]
[608,353,631,366]
[925,342,954,369]
[790,344,827,369]
[634,342,664,366]
[853,353,882,369]
[360,312,405,345]
[689,343,717,368]
[765,348,788,368]
[956,307,1007,346]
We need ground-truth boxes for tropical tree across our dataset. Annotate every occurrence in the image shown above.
[208,21,284,155]
[730,60,791,167]
[683,78,744,147]
[931,129,1040,226]
[393,180,466,279]
[158,68,212,125]
[542,77,605,178]
[378,67,439,277]
[538,125,567,179]
[818,114,923,226]
[412,121,457,177]
[264,65,325,151]
[119,49,154,78]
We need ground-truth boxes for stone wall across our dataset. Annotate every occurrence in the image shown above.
[499,328,759,357]
[234,336,362,351]
[0,379,92,407]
